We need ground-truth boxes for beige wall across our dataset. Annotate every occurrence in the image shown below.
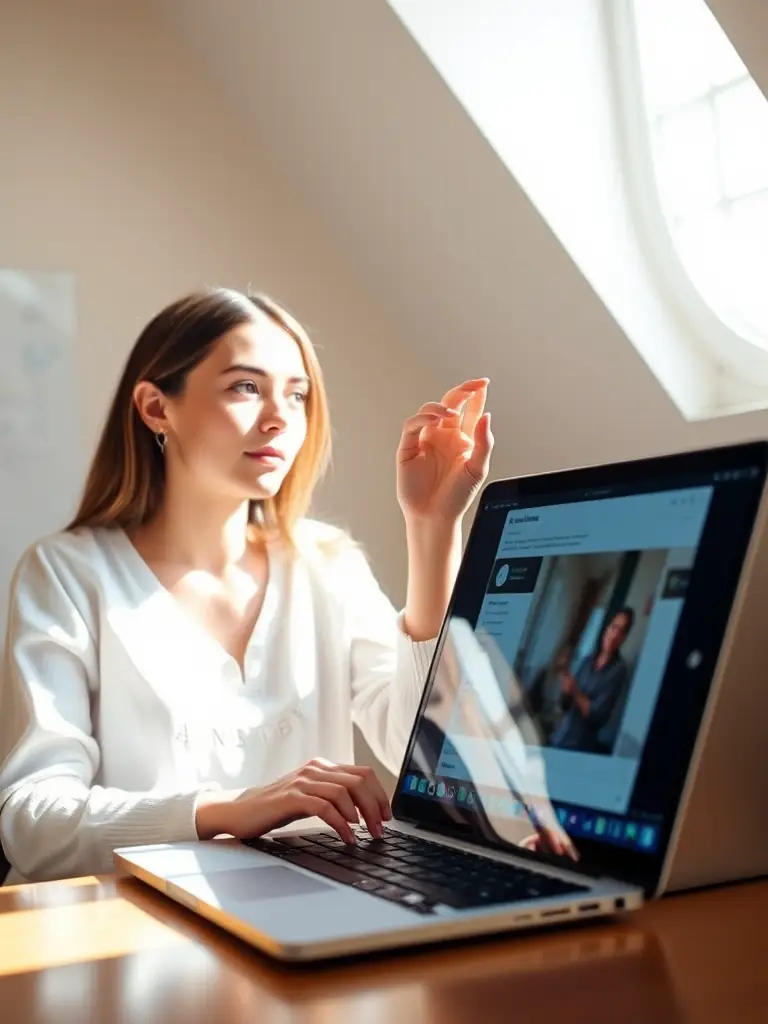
[0,0,439,784]
[0,0,433,605]
[155,0,768,479]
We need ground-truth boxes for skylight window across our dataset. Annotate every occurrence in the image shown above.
[631,0,768,350]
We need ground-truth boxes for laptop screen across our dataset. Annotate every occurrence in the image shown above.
[393,441,768,891]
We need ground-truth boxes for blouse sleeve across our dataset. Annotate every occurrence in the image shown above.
[0,541,218,882]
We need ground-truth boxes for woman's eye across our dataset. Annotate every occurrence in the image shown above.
[232,380,258,395]
[231,381,307,404]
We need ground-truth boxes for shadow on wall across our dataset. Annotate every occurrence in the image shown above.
[355,730,397,796]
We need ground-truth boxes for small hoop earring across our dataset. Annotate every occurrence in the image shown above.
[154,431,167,454]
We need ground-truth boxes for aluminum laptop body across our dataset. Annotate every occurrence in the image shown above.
[116,441,768,961]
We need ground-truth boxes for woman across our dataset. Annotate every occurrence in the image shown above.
[0,288,493,883]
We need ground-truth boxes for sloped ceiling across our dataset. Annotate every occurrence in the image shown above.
[151,0,768,475]
[707,0,768,100]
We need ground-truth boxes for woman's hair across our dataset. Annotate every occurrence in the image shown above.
[67,288,331,545]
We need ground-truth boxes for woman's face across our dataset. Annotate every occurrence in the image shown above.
[601,612,631,655]
[155,315,310,504]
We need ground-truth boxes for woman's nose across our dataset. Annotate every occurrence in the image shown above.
[259,398,288,431]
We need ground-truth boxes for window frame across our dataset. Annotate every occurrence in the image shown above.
[608,0,768,389]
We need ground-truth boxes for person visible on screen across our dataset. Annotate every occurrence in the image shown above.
[549,608,634,755]
[0,288,493,883]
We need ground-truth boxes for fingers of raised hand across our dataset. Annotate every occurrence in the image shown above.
[438,379,489,429]
[461,384,487,439]
[399,403,464,454]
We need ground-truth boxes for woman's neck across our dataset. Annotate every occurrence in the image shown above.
[595,649,616,670]
[134,490,254,574]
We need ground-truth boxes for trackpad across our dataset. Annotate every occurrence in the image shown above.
[193,865,333,903]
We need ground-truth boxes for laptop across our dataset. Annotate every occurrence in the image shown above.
[122,862,665,1016]
[116,440,768,961]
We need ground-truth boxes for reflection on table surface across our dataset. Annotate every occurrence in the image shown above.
[0,874,767,1023]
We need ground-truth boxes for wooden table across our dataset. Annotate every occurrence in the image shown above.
[0,874,766,1023]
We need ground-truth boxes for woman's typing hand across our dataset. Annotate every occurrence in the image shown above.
[195,758,392,845]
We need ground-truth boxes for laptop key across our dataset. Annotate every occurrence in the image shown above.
[377,884,420,902]
[380,871,407,884]
[357,852,392,866]
[274,850,362,886]
[409,868,435,881]
[310,834,344,846]
[360,865,391,880]
[374,857,406,871]
[374,887,436,914]
[353,878,386,894]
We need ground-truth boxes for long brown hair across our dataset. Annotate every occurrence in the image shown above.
[67,288,331,545]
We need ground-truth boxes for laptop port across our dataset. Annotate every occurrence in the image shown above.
[614,898,626,910]
[541,907,570,918]
[579,902,600,912]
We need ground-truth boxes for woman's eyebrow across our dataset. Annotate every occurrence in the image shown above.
[220,363,310,385]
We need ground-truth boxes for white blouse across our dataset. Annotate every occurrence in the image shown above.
[0,522,436,883]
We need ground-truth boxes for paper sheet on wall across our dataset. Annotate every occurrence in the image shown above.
[0,270,81,643]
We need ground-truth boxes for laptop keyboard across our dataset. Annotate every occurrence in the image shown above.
[246,828,589,916]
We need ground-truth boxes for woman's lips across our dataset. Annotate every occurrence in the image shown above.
[244,448,285,462]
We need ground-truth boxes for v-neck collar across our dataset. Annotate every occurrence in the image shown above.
[111,526,282,681]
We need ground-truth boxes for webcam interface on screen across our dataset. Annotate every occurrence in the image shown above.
[433,486,713,816]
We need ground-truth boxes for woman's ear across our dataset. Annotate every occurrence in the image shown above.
[133,380,170,435]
